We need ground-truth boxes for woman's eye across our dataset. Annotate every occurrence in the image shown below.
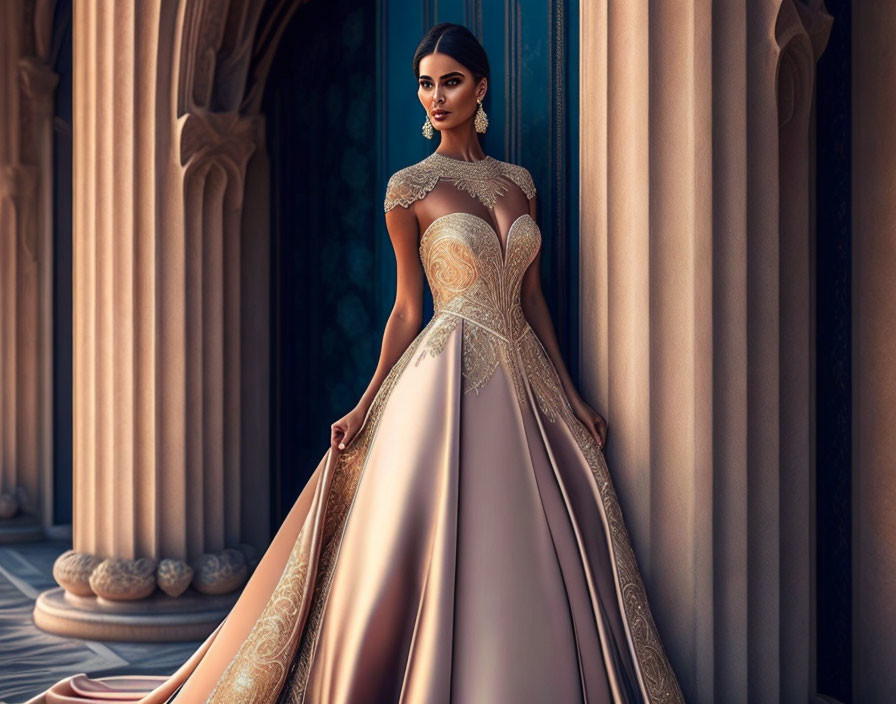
[419,79,459,89]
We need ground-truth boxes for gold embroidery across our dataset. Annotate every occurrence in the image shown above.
[414,314,458,365]
[206,517,311,703]
[518,327,575,421]
[208,318,438,704]
[414,211,547,412]
[383,151,536,213]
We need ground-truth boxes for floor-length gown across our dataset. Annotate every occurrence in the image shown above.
[26,151,685,704]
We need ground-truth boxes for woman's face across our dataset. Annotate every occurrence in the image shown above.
[417,52,486,134]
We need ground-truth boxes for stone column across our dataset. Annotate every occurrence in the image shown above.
[33,0,258,641]
[0,0,57,542]
[852,2,896,699]
[579,1,830,701]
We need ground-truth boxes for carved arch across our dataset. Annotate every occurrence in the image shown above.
[775,0,831,127]
[176,0,308,118]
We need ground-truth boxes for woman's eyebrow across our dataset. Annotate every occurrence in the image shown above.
[418,71,464,80]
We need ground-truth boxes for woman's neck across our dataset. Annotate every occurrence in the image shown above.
[434,130,485,162]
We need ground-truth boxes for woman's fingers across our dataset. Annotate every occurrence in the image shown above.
[337,423,352,450]
[586,418,598,443]
[594,417,606,449]
[331,423,344,449]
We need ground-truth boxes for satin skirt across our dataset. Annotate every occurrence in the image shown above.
[25,316,683,704]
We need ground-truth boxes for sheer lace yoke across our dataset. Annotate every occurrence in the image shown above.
[382,151,538,261]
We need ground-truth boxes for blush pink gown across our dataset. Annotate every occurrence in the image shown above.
[26,155,685,704]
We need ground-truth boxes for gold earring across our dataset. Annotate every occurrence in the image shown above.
[474,98,488,134]
[422,114,434,140]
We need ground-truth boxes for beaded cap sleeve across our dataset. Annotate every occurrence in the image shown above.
[383,164,440,212]
[383,153,537,212]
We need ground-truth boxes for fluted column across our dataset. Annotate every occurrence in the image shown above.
[852,2,896,699]
[580,2,830,701]
[69,0,164,562]
[34,0,258,641]
[176,110,256,559]
[68,3,257,564]
[0,0,57,540]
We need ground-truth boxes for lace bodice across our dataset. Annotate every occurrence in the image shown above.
[382,152,573,421]
[419,211,540,344]
[383,151,540,339]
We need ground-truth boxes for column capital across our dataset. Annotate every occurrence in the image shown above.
[179,109,259,172]
[793,0,834,61]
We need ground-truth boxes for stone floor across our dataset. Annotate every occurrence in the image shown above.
[0,541,201,704]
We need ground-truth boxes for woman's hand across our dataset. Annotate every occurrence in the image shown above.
[330,405,368,452]
[569,394,608,451]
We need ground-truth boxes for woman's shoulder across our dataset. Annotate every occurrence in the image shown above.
[493,158,537,200]
[383,159,440,213]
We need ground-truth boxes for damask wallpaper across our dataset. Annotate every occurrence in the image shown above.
[265,0,378,522]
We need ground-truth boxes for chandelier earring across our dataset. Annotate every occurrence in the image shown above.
[422,114,434,140]
[474,97,489,134]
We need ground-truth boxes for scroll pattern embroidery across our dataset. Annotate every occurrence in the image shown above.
[415,212,549,412]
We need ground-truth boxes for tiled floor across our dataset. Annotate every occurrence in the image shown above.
[0,541,201,704]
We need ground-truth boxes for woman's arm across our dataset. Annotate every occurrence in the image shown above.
[330,202,424,450]
[519,195,608,449]
[357,202,425,411]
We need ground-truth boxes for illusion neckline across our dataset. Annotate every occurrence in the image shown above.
[429,150,493,165]
[420,211,534,265]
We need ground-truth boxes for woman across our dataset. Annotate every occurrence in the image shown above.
[28,22,685,704]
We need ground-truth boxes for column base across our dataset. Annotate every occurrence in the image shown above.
[33,586,239,642]
[0,514,43,544]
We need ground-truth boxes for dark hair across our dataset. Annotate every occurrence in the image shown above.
[413,23,490,88]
